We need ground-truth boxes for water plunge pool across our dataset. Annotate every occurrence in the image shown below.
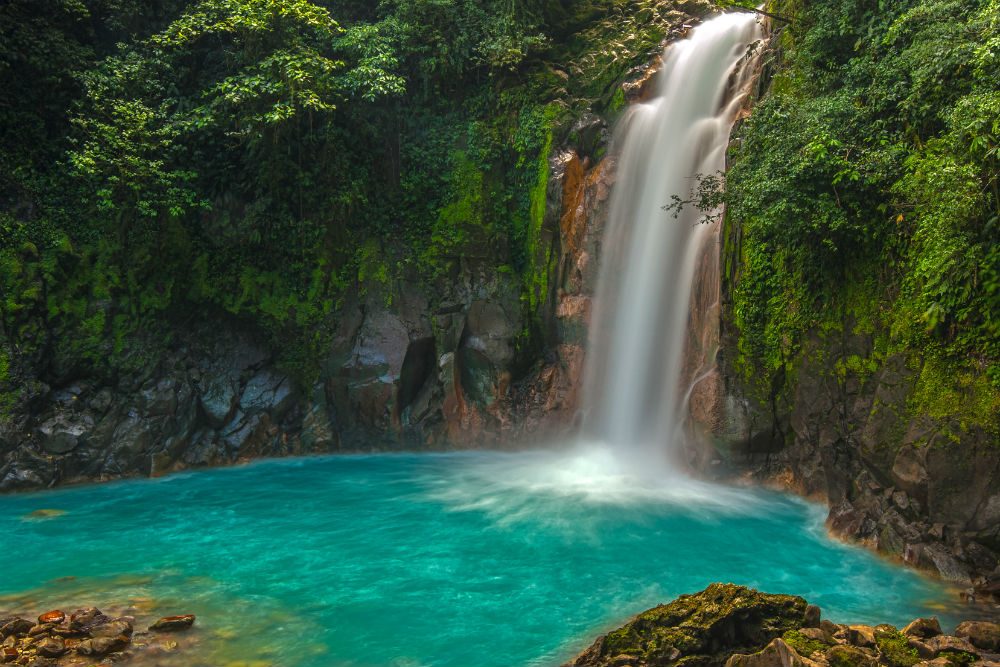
[0,451,959,666]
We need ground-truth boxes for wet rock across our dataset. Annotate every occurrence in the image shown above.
[90,618,133,638]
[563,584,808,667]
[200,375,238,428]
[69,607,106,631]
[902,618,941,639]
[954,621,1000,651]
[149,615,195,632]
[0,618,32,638]
[37,412,94,454]
[240,370,294,419]
[34,637,65,658]
[27,624,53,637]
[919,544,972,584]
[36,612,64,626]
[76,635,129,656]
[0,646,16,663]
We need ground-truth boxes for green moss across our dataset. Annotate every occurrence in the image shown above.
[874,628,920,667]
[910,349,1000,437]
[782,630,828,657]
[598,584,808,665]
[826,645,874,667]
[937,650,977,667]
[523,124,554,312]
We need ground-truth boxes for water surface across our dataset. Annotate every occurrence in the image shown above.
[1,450,958,666]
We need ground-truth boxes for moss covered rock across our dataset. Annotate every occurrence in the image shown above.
[564,584,809,667]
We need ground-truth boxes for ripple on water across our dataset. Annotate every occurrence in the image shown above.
[0,449,964,667]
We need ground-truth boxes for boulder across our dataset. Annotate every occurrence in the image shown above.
[923,634,979,656]
[563,584,809,667]
[68,607,108,631]
[842,625,876,648]
[954,621,1000,651]
[902,618,941,639]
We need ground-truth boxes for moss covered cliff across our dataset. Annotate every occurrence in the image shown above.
[711,0,1000,586]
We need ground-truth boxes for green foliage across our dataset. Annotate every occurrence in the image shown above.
[1,0,687,387]
[721,0,1000,427]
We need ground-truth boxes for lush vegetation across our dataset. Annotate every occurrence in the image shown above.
[721,0,1000,430]
[0,0,687,406]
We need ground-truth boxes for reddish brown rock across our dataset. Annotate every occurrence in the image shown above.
[0,647,17,663]
[35,611,64,626]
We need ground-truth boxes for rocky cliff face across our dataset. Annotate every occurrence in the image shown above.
[704,269,1000,595]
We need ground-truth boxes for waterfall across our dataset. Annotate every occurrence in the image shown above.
[581,13,763,477]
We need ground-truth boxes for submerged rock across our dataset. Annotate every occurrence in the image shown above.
[563,584,809,667]
[76,634,129,656]
[149,614,196,632]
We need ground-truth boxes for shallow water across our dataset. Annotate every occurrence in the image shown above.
[0,450,961,666]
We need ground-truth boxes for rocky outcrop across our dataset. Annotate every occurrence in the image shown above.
[0,605,195,665]
[563,585,1000,667]
[702,306,1000,593]
[565,584,810,667]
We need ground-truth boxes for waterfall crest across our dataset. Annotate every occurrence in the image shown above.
[581,13,763,477]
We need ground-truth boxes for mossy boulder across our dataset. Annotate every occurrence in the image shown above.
[564,584,809,667]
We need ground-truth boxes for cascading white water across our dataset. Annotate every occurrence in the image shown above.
[581,13,763,477]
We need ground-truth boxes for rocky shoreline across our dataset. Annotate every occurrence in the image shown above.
[0,607,195,666]
[563,584,1000,667]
